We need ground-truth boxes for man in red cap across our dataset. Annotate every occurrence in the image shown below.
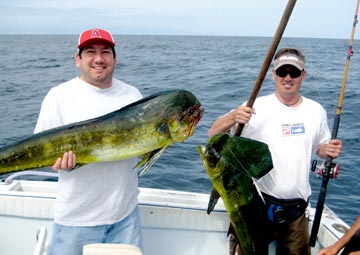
[34,28,143,254]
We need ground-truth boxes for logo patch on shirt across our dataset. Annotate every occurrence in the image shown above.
[282,123,305,136]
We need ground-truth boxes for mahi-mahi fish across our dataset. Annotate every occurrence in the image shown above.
[197,133,273,255]
[0,90,204,176]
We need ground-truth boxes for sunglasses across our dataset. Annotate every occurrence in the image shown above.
[275,67,303,78]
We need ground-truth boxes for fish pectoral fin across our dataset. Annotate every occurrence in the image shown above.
[252,177,266,204]
[135,148,164,170]
[134,153,153,169]
[207,187,220,215]
[136,147,168,177]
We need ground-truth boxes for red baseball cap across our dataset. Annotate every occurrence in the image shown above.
[77,28,115,49]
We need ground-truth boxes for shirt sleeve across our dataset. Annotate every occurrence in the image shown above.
[34,88,64,134]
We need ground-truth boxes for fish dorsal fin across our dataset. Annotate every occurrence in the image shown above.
[135,147,168,176]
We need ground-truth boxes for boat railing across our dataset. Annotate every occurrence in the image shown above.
[0,170,58,185]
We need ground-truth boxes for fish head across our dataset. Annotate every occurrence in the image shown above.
[196,142,225,181]
[178,104,204,136]
[167,91,204,142]
[199,133,272,214]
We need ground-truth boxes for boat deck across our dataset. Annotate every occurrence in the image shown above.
[0,180,349,255]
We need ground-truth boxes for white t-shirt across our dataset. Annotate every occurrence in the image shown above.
[34,77,143,226]
[232,93,330,200]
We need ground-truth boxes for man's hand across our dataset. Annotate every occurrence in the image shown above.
[52,151,77,171]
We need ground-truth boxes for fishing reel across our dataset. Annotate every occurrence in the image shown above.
[311,160,340,179]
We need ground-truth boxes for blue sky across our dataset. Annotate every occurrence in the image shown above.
[0,0,359,39]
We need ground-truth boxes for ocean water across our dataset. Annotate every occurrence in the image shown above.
[0,35,359,226]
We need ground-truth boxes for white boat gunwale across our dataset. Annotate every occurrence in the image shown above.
[0,179,350,255]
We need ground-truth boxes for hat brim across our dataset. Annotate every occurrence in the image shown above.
[78,38,115,49]
[274,60,304,71]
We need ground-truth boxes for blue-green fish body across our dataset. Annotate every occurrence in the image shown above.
[197,133,273,255]
[0,90,204,175]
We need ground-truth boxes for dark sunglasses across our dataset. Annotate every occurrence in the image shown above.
[275,67,303,78]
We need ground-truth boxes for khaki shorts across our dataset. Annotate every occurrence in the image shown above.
[272,213,310,255]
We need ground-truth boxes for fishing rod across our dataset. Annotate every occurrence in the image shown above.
[233,0,297,136]
[309,0,360,247]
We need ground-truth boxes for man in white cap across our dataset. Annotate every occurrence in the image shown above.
[34,28,143,255]
[208,48,342,254]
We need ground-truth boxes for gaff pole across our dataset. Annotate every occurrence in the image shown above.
[233,0,297,136]
[309,0,360,247]
[228,1,297,254]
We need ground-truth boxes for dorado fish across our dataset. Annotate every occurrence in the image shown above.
[197,133,273,255]
[0,90,204,176]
